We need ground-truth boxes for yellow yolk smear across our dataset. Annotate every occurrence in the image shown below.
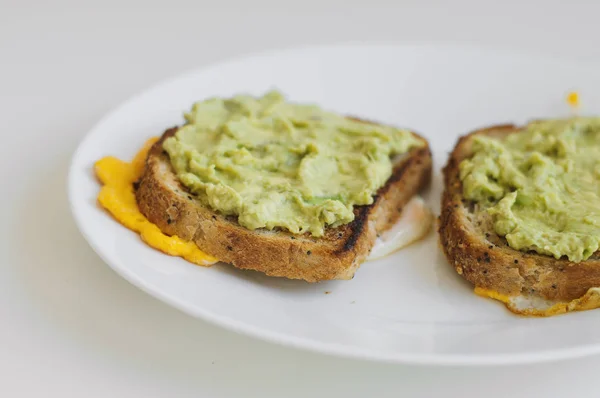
[474,287,600,317]
[567,91,580,108]
[94,138,217,266]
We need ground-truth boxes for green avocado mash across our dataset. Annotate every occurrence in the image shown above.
[163,91,422,236]
[459,117,600,262]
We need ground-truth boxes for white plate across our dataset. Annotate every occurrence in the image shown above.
[68,44,600,366]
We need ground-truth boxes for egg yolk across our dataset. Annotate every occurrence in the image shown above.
[474,286,600,317]
[94,138,217,266]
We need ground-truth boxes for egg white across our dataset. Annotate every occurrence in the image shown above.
[367,196,433,261]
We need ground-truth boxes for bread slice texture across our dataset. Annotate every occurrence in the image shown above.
[136,125,432,282]
[440,124,600,302]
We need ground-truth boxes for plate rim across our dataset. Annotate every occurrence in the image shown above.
[68,42,600,366]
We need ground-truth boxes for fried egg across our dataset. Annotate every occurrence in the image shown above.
[95,138,217,266]
[367,196,433,261]
[475,287,600,317]
[95,139,431,269]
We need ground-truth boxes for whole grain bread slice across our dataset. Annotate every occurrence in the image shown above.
[440,123,600,301]
[136,124,432,282]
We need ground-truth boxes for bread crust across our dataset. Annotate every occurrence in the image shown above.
[439,124,600,301]
[136,125,432,282]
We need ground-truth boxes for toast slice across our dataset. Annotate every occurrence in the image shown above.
[136,124,432,282]
[440,124,600,302]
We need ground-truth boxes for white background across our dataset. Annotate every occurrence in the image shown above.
[2,0,600,396]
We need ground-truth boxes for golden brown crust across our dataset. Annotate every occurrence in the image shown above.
[136,125,432,282]
[439,124,600,301]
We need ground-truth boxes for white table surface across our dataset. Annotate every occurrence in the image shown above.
[3,0,600,396]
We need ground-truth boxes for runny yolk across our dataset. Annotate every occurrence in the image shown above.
[94,138,217,266]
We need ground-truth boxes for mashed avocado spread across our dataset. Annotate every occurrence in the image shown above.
[163,91,422,236]
[460,117,600,262]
